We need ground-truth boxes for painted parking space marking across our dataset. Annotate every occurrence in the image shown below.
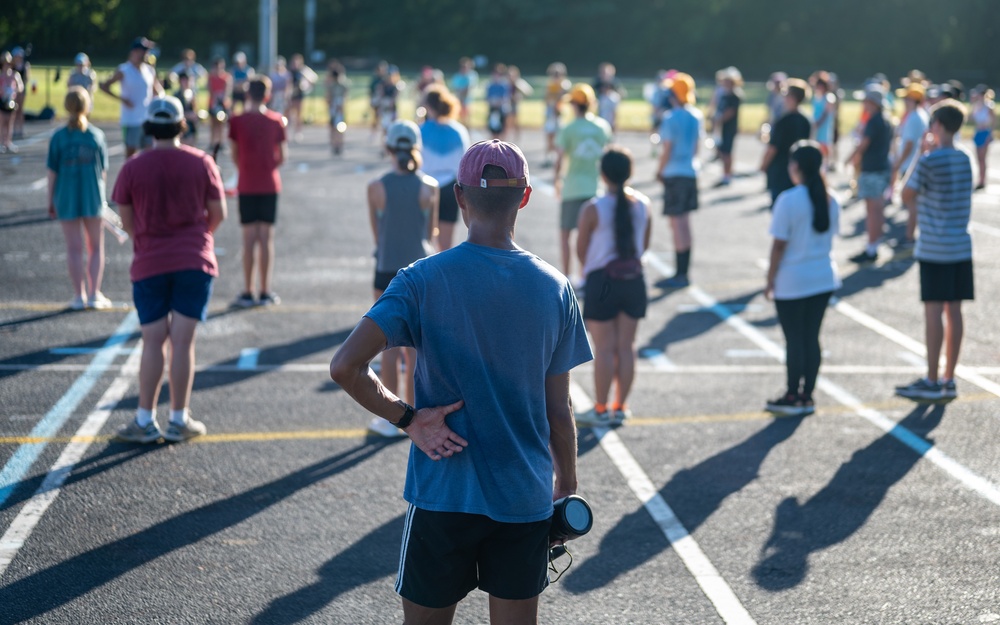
[638,348,677,371]
[237,348,260,370]
[645,252,1000,508]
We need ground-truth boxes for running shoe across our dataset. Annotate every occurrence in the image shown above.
[849,250,878,265]
[115,419,163,444]
[5,143,17,154]
[68,295,86,311]
[940,379,957,400]
[798,395,816,416]
[258,292,281,306]
[765,392,809,416]
[660,275,690,289]
[575,408,615,427]
[894,378,943,401]
[713,178,731,188]
[164,417,208,442]
[87,292,112,309]
[234,292,256,308]
[612,406,633,424]
[367,416,408,438]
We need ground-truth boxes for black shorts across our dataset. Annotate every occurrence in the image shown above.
[919,259,974,302]
[239,194,278,224]
[439,181,460,223]
[582,269,648,320]
[662,177,698,216]
[373,270,398,292]
[395,504,550,608]
[718,128,736,154]
[232,91,246,104]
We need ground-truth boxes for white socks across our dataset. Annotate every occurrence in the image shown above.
[135,408,188,427]
[170,409,189,426]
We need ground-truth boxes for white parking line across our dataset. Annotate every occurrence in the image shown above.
[645,252,1000,507]
[638,348,678,371]
[0,344,142,578]
[570,382,757,624]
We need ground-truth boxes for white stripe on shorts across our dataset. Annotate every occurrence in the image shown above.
[395,503,417,594]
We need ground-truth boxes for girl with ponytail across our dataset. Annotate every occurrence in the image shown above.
[46,86,111,309]
[366,120,439,436]
[576,146,652,426]
[764,140,841,416]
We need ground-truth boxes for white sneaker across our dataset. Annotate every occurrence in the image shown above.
[367,416,408,438]
[87,292,112,309]
[575,408,615,428]
[69,295,86,311]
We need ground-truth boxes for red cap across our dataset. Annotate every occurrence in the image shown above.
[457,140,529,188]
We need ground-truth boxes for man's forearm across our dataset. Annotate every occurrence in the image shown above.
[548,404,578,495]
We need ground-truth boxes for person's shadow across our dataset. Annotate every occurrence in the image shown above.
[564,415,805,592]
[752,403,945,591]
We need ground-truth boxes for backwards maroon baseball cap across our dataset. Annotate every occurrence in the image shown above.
[457,139,530,189]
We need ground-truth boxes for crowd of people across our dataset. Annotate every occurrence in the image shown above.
[1,34,993,622]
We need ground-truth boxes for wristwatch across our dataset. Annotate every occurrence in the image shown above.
[394,400,415,429]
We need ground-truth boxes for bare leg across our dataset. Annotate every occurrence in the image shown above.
[669,214,692,251]
[258,223,275,294]
[942,301,964,380]
[81,216,105,299]
[60,219,86,298]
[138,318,170,411]
[977,146,988,187]
[402,598,458,625]
[242,224,257,295]
[924,302,945,382]
[167,312,200,410]
[612,313,640,407]
[865,197,885,246]
[721,153,733,179]
[488,594,539,625]
[586,319,616,407]
[559,228,573,277]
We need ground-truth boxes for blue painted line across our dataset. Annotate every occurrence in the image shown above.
[0,311,139,509]
[50,347,101,355]
[237,348,260,370]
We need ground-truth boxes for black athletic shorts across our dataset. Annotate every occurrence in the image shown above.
[439,181,460,223]
[395,504,551,608]
[919,259,974,302]
[662,176,698,216]
[582,268,648,321]
[239,194,278,225]
[373,269,398,292]
[718,128,736,154]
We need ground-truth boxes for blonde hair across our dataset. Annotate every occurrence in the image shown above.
[65,87,90,131]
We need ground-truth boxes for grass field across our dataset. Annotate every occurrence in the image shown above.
[21,65,870,136]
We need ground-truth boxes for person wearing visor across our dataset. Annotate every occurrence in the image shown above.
[100,37,163,158]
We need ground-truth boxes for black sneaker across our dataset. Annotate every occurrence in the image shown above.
[234,292,256,308]
[258,292,281,306]
[798,395,816,416]
[849,250,878,265]
[765,392,808,416]
[894,378,943,401]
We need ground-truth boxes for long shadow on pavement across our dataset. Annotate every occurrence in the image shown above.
[563,415,805,592]
[250,513,405,624]
[0,439,402,623]
[641,289,762,355]
[835,252,915,300]
[751,403,945,591]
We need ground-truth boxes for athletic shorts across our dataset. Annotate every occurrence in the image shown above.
[232,91,246,104]
[919,259,974,302]
[438,181,460,223]
[561,198,588,231]
[395,504,550,608]
[582,269,647,321]
[122,126,152,151]
[974,129,992,148]
[718,128,736,154]
[239,194,278,224]
[373,269,398,292]
[857,170,890,199]
[662,176,698,216]
[133,270,214,325]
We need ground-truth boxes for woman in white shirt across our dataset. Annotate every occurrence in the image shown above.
[576,146,652,426]
[765,140,841,416]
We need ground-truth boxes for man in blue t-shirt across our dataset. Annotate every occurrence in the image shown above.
[330,139,592,623]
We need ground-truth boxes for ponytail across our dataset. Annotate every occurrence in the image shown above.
[601,146,636,258]
[789,140,830,233]
[395,148,421,173]
[65,87,90,132]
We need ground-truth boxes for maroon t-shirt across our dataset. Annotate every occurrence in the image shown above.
[228,109,286,195]
[112,145,223,282]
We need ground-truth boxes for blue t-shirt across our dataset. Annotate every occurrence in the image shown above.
[46,125,108,220]
[659,105,703,178]
[365,242,593,523]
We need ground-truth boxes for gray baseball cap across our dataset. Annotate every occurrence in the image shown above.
[145,96,184,124]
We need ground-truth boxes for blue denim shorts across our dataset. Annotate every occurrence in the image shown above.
[133,270,214,325]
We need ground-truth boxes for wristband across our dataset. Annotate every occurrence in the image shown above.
[394,400,415,430]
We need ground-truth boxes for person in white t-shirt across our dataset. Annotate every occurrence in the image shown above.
[764,141,841,417]
[891,83,929,231]
[99,37,163,158]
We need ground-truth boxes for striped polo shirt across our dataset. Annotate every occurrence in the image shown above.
[905,147,974,263]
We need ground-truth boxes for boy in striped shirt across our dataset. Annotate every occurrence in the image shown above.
[895,100,975,401]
